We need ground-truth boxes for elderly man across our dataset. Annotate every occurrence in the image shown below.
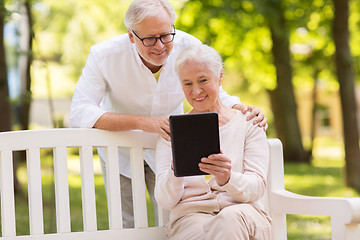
[70,0,267,228]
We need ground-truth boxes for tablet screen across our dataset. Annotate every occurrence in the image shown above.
[169,112,220,177]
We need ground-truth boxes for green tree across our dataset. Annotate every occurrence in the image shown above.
[0,0,11,132]
[332,0,360,191]
[17,0,34,130]
[178,0,309,162]
[33,0,130,81]
[259,0,309,163]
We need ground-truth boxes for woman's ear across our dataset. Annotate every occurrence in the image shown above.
[219,68,224,86]
[128,29,135,43]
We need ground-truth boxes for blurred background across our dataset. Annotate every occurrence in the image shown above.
[0,0,359,238]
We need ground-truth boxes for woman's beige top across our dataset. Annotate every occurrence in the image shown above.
[155,110,270,222]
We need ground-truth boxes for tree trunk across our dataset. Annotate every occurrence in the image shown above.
[333,0,360,192]
[1,0,26,200]
[17,0,33,130]
[309,70,321,160]
[0,0,12,132]
[266,0,309,163]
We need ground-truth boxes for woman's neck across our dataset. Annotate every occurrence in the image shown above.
[190,101,235,126]
[217,106,235,126]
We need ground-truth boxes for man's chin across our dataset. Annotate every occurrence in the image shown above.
[149,59,167,67]
[140,53,167,69]
[149,52,169,63]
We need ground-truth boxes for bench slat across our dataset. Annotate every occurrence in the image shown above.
[105,146,122,229]
[157,207,170,227]
[79,146,97,231]
[27,148,44,235]
[0,150,16,237]
[53,147,71,233]
[130,147,148,228]
[1,129,359,240]
[0,227,167,240]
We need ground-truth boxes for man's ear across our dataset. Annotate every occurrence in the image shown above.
[128,29,135,43]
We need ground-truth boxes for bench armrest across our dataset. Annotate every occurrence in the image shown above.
[269,189,360,240]
[270,189,360,223]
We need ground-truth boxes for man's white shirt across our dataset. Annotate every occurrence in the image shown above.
[70,30,241,178]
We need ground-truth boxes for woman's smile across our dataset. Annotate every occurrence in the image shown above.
[194,96,207,101]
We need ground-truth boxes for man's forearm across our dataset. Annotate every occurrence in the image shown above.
[93,112,171,139]
[93,112,146,131]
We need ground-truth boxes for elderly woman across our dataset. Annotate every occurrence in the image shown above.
[154,44,271,240]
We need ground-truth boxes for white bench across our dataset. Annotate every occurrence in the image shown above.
[0,128,359,239]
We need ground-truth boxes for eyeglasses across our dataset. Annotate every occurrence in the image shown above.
[132,26,176,47]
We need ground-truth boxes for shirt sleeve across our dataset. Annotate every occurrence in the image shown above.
[219,86,242,108]
[154,136,184,210]
[69,48,107,128]
[222,121,269,203]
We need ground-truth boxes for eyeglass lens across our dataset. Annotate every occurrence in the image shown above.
[143,33,175,46]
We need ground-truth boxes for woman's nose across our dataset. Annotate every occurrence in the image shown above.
[192,86,203,95]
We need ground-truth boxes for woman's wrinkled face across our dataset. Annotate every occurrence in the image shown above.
[179,60,221,112]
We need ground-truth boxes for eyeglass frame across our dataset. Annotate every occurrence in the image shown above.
[131,25,176,47]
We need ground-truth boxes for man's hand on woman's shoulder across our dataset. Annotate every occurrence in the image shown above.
[232,104,268,131]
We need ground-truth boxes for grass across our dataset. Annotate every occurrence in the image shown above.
[284,139,360,239]
[4,141,360,239]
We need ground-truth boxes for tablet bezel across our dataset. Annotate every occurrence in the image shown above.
[169,112,220,177]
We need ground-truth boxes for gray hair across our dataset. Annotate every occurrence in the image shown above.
[175,44,224,78]
[124,0,177,30]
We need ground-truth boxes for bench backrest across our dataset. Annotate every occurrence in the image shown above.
[0,128,280,239]
[0,129,168,239]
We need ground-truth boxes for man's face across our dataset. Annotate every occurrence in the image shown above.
[128,8,174,73]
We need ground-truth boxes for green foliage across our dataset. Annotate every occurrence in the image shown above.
[7,0,357,102]
[349,0,360,77]
[177,0,276,94]
[33,0,131,81]
[5,0,359,98]
[177,0,360,97]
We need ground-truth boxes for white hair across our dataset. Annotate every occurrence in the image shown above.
[124,0,177,30]
[175,44,224,78]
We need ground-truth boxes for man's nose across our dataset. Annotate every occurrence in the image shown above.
[153,38,165,49]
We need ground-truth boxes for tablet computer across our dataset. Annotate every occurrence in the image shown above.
[169,112,220,177]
